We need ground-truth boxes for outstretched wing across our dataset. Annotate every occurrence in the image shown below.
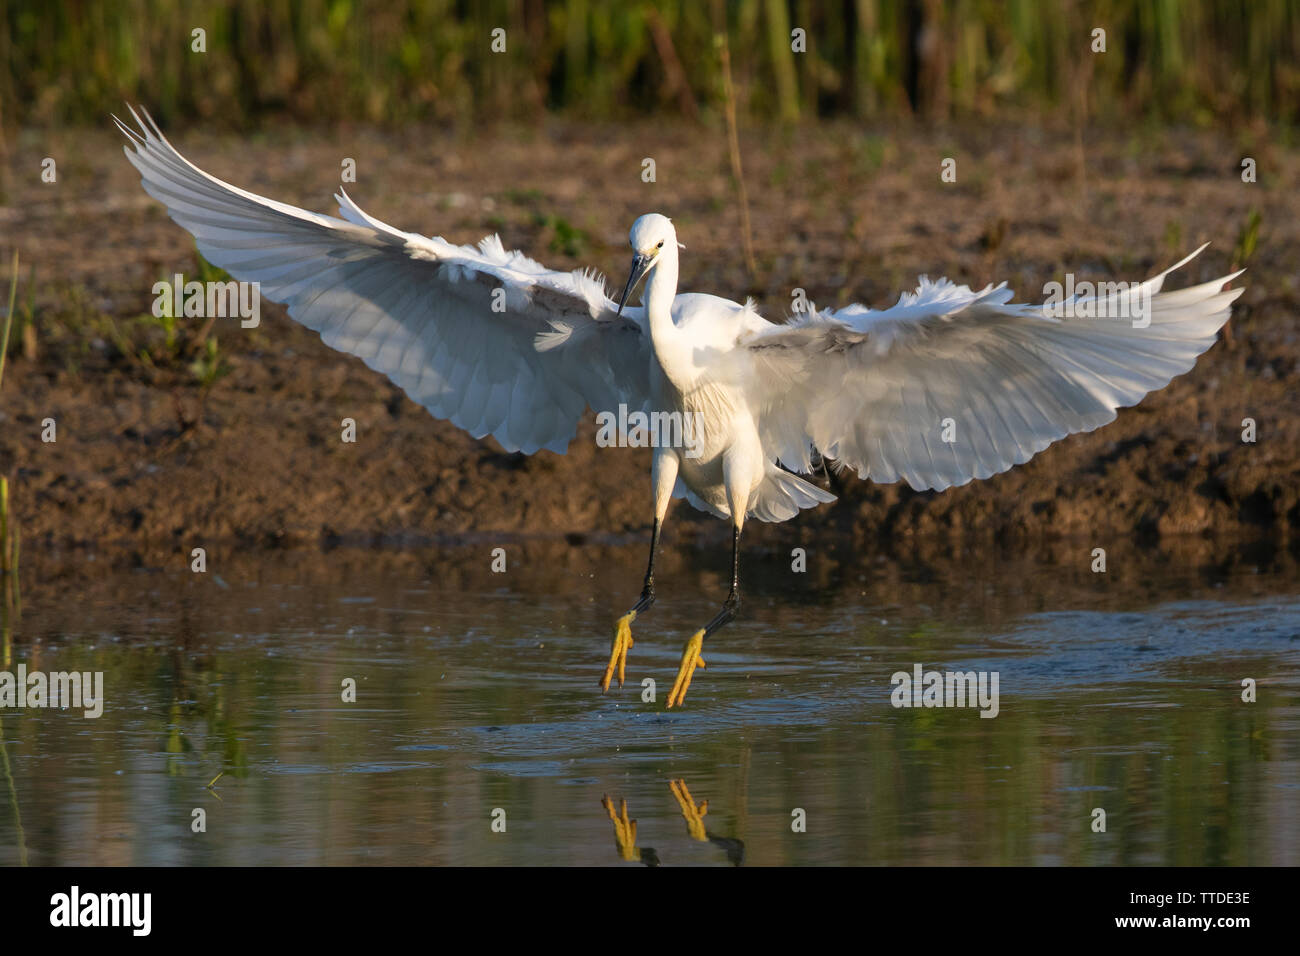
[116,106,649,455]
[746,248,1243,491]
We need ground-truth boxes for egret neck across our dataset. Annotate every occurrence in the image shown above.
[642,241,695,392]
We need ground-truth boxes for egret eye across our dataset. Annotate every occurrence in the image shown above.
[657,240,664,249]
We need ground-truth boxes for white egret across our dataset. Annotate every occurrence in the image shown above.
[116,106,1244,707]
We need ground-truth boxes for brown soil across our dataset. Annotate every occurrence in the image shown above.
[0,119,1296,563]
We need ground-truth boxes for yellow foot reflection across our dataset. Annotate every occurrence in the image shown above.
[665,628,705,708]
[599,611,636,692]
[601,795,641,861]
[669,778,709,842]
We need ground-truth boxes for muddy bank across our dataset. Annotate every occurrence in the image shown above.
[0,119,1296,563]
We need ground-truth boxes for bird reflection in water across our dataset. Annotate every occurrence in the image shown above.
[601,795,660,866]
[601,780,744,866]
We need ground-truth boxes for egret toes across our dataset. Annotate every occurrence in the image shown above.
[600,611,637,692]
[666,629,707,708]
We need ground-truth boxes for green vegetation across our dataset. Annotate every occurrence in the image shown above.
[2,256,21,619]
[0,256,13,390]
[189,336,233,392]
[1232,207,1263,271]
[0,252,16,391]
[536,213,589,257]
[3,1,1297,129]
[0,476,15,578]
[14,246,236,392]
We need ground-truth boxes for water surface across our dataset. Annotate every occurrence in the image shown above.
[2,537,1297,866]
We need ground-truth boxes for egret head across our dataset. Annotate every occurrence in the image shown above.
[618,213,678,315]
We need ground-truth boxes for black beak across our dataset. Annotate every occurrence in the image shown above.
[617,254,653,316]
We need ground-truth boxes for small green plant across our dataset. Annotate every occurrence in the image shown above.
[1218,208,1260,347]
[129,247,237,367]
[1231,208,1261,271]
[0,477,17,578]
[1163,220,1183,255]
[0,251,17,391]
[190,336,232,390]
[150,308,179,357]
[534,214,590,257]
[18,264,36,361]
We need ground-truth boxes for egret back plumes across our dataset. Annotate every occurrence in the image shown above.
[116,105,1244,707]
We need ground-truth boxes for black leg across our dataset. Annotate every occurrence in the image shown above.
[702,525,742,638]
[630,517,661,613]
[666,523,742,708]
[601,517,662,691]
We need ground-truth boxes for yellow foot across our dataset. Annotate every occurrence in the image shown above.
[599,611,636,692]
[601,795,640,861]
[666,629,706,708]
[669,779,709,841]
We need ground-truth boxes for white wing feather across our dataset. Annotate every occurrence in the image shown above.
[115,106,650,455]
[747,249,1243,491]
